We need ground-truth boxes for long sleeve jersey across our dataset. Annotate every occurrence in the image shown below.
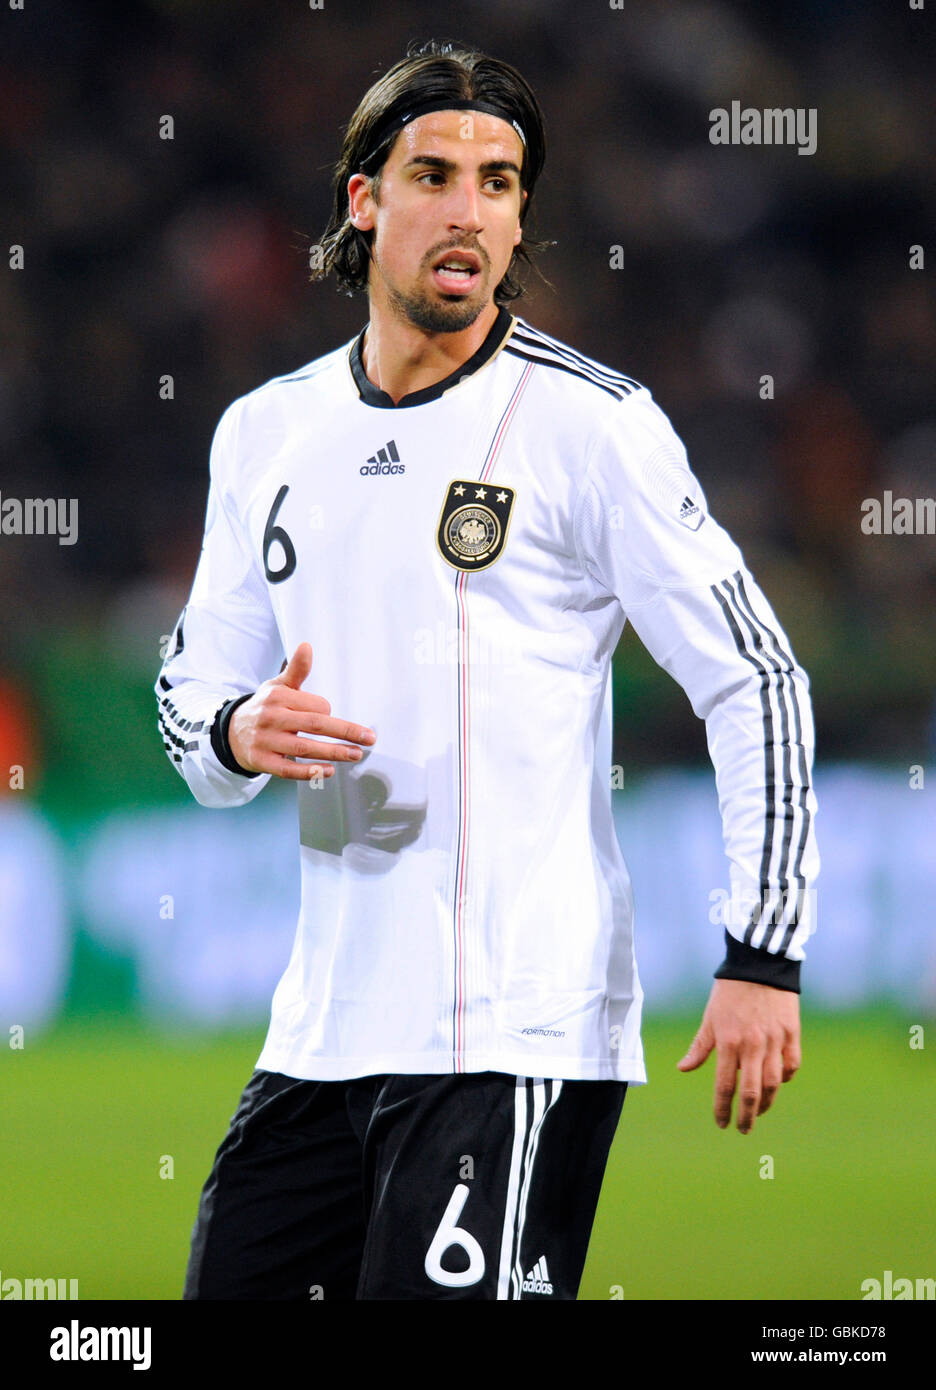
[155,306,819,1083]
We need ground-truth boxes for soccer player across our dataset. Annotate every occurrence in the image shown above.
[155,39,818,1301]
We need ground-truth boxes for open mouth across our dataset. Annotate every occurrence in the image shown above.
[431,253,482,295]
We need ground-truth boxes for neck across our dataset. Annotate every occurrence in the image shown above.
[361,295,501,405]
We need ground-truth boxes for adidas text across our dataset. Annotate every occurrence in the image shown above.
[362,439,402,476]
[522,1257,553,1295]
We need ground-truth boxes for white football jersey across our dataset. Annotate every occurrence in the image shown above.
[155,307,819,1083]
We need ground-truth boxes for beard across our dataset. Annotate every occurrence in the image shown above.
[379,257,489,334]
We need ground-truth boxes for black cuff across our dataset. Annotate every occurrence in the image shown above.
[209,693,259,777]
[714,929,801,993]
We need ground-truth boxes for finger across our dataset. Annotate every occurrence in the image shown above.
[266,688,379,746]
[274,643,315,690]
[781,1027,802,1083]
[254,730,366,765]
[262,755,335,781]
[266,706,376,745]
[712,1037,741,1129]
[677,1026,714,1072]
[757,1041,784,1115]
[735,1036,766,1134]
[270,689,332,716]
[286,736,368,763]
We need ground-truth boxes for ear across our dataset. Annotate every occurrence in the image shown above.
[347,172,375,230]
[515,188,528,238]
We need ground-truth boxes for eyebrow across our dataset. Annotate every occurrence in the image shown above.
[400,154,522,178]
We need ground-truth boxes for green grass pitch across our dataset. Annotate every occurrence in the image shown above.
[2,1008,931,1300]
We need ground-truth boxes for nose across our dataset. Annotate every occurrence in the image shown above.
[446,174,483,233]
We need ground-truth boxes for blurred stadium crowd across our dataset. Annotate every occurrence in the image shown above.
[1,0,934,813]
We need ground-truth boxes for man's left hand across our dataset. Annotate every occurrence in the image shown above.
[677,979,801,1133]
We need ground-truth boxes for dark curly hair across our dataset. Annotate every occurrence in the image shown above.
[310,38,553,305]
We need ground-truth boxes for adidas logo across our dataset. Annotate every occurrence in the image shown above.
[360,439,405,476]
[677,494,703,530]
[521,1256,553,1296]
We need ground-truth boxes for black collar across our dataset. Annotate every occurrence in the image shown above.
[349,304,514,409]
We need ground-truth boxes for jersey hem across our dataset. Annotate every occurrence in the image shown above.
[254,1046,648,1085]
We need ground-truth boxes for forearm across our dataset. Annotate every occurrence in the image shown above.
[702,582,818,970]
[156,670,271,807]
[626,569,820,979]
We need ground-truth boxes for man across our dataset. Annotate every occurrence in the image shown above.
[156,39,818,1301]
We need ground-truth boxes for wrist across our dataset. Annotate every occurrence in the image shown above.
[713,928,801,993]
[210,693,260,777]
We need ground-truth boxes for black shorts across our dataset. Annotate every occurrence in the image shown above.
[183,1068,627,1301]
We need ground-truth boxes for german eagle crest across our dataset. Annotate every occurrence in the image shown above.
[436,480,516,572]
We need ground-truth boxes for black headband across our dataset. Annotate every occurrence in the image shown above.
[360,98,527,175]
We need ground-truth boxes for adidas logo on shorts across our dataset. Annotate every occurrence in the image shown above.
[521,1256,553,1295]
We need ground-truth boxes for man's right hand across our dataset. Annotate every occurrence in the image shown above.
[228,642,376,780]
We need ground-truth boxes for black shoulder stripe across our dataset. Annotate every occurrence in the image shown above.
[511,325,643,394]
[253,359,333,395]
[510,330,638,394]
[504,344,628,400]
